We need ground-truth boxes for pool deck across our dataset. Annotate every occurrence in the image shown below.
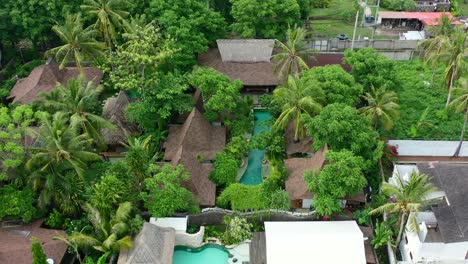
[249,232,266,264]
[228,242,250,264]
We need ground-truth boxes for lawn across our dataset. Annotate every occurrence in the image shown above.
[460,1,468,16]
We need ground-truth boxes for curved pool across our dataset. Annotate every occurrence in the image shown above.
[172,244,229,264]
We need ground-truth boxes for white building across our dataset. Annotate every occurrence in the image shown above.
[264,221,367,264]
[391,164,468,264]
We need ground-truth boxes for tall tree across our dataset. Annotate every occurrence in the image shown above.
[189,67,243,121]
[230,0,301,39]
[272,75,324,141]
[304,103,378,159]
[107,21,177,93]
[272,25,314,82]
[46,13,105,70]
[370,172,437,256]
[360,86,400,131]
[148,0,227,70]
[40,75,113,149]
[0,105,40,181]
[64,202,133,261]
[140,165,198,217]
[81,0,130,48]
[27,113,101,213]
[306,150,367,217]
[420,28,467,106]
[301,65,363,106]
[449,78,468,157]
[121,136,153,191]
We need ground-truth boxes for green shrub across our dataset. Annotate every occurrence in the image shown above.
[31,237,48,264]
[223,216,253,245]
[45,209,65,229]
[353,208,371,226]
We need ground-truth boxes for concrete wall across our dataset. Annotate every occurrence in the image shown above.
[310,39,423,53]
[217,39,275,62]
[174,226,205,248]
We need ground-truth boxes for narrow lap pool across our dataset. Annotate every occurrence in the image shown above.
[240,110,272,185]
[172,244,229,264]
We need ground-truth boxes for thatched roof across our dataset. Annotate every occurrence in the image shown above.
[285,122,313,157]
[102,91,138,146]
[162,108,226,206]
[9,63,103,104]
[198,48,278,86]
[0,220,67,264]
[285,145,328,200]
[117,223,175,264]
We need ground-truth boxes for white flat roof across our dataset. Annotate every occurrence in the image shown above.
[388,140,468,157]
[149,217,187,232]
[264,221,366,264]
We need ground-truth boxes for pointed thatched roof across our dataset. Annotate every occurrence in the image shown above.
[117,223,175,264]
[102,91,138,146]
[162,107,226,206]
[9,63,103,104]
[285,145,328,200]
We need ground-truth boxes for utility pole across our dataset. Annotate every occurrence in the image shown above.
[352,10,360,50]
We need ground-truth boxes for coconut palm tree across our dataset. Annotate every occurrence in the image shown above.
[273,75,324,141]
[46,13,105,70]
[81,0,130,48]
[370,172,438,256]
[420,28,468,106]
[27,112,101,178]
[64,202,133,262]
[26,112,101,213]
[360,86,400,131]
[40,75,114,150]
[272,25,314,83]
[449,78,468,157]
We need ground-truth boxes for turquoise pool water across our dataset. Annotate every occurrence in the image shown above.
[240,110,272,185]
[172,244,229,264]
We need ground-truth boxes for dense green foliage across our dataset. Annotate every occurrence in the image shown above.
[0,105,40,181]
[304,103,378,159]
[381,0,416,11]
[230,0,301,39]
[344,48,397,91]
[141,165,199,217]
[148,0,227,70]
[384,60,465,140]
[0,185,38,223]
[223,216,253,244]
[31,237,48,264]
[189,67,243,121]
[301,65,363,106]
[306,150,367,217]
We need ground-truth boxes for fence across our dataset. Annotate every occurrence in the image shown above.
[181,208,319,226]
[309,39,423,52]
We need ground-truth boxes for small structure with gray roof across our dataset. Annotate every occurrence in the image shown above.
[392,163,468,263]
[117,222,175,264]
[387,140,468,162]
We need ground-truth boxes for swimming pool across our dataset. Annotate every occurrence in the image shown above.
[239,110,272,185]
[172,244,229,264]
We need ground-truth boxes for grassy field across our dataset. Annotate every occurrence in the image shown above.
[309,0,394,39]
[461,1,468,16]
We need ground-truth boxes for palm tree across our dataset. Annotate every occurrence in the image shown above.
[27,112,101,179]
[360,86,400,131]
[420,28,468,106]
[40,75,114,150]
[449,78,468,157]
[272,25,314,83]
[273,75,324,141]
[46,13,105,70]
[370,172,438,256]
[81,0,130,48]
[26,113,101,213]
[120,136,153,191]
[63,202,133,262]
[428,14,454,37]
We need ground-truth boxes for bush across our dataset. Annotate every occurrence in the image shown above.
[31,237,48,264]
[382,0,416,11]
[0,185,38,223]
[223,216,253,245]
[45,209,65,229]
[217,184,266,211]
[353,208,371,226]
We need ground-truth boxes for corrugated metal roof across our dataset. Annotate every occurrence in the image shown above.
[388,140,468,157]
[378,11,462,26]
